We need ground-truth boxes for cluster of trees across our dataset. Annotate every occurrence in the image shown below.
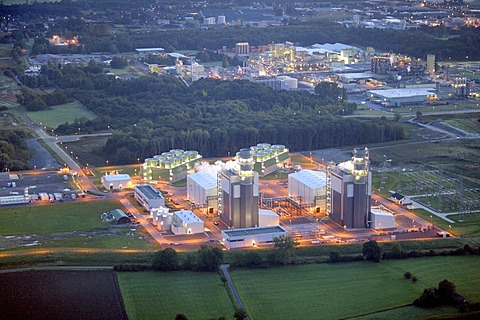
[16,87,68,111]
[26,19,480,61]
[152,245,223,272]
[19,63,405,164]
[0,131,31,171]
[414,279,459,308]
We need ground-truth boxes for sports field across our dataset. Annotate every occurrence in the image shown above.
[118,272,235,320]
[25,100,96,129]
[231,256,480,320]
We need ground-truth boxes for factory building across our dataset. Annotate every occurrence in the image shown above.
[254,76,298,90]
[370,208,395,229]
[259,209,280,227]
[247,143,289,176]
[235,42,250,55]
[187,171,218,213]
[134,184,165,211]
[101,174,132,190]
[329,148,372,229]
[105,209,131,224]
[288,169,327,212]
[141,149,202,183]
[220,148,260,229]
[0,195,29,206]
[367,88,437,107]
[151,207,173,231]
[221,225,288,249]
[171,209,204,235]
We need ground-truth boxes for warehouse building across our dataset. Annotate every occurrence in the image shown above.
[140,149,202,183]
[370,208,395,229]
[101,174,132,190]
[220,148,260,229]
[288,169,327,211]
[0,194,30,206]
[221,225,288,249]
[134,184,165,211]
[248,143,289,176]
[329,148,372,229]
[187,171,218,213]
[366,88,437,107]
[105,209,131,224]
[171,209,204,235]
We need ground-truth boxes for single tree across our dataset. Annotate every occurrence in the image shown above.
[269,235,297,265]
[404,271,412,280]
[234,308,247,320]
[411,276,418,283]
[152,248,179,271]
[392,242,402,258]
[175,313,188,320]
[362,240,382,262]
[329,251,341,263]
[437,279,456,304]
[197,245,223,272]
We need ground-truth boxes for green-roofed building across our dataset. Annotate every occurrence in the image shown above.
[140,149,202,183]
[239,143,289,177]
[108,209,131,224]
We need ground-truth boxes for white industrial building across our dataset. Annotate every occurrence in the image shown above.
[171,209,204,235]
[221,225,288,249]
[101,174,132,190]
[134,184,165,211]
[288,170,327,209]
[366,88,437,107]
[0,195,29,206]
[259,209,279,227]
[187,171,218,213]
[151,207,173,231]
[370,208,395,229]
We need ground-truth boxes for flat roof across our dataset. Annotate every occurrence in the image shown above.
[135,184,164,200]
[371,208,394,217]
[338,72,375,79]
[223,225,287,237]
[188,171,217,190]
[368,88,436,99]
[102,174,131,182]
[174,209,202,224]
[135,48,165,52]
[259,209,278,217]
[289,169,327,189]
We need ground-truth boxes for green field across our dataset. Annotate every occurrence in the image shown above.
[118,272,235,320]
[25,100,96,129]
[231,256,480,320]
[445,118,480,134]
[0,200,120,235]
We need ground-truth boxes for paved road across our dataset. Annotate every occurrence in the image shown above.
[220,264,250,320]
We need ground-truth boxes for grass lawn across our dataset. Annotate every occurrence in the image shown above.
[231,256,480,320]
[25,100,96,129]
[36,233,156,250]
[445,118,480,134]
[118,272,235,320]
[0,200,121,235]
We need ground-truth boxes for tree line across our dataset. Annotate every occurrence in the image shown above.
[0,130,31,171]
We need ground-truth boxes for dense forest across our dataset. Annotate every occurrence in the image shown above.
[0,131,31,171]
[19,63,405,164]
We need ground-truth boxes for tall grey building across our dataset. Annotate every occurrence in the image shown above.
[329,148,371,229]
[220,148,259,228]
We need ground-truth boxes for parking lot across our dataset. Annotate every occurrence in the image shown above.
[0,170,78,201]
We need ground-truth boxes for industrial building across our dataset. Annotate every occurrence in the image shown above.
[235,42,250,55]
[370,208,395,229]
[0,194,29,206]
[427,54,435,76]
[104,209,131,224]
[151,207,172,231]
[328,148,372,229]
[254,76,298,90]
[187,171,218,213]
[140,149,202,183]
[101,174,132,190]
[221,225,288,249]
[134,184,165,211]
[366,88,437,107]
[220,148,260,229]
[247,143,289,176]
[259,209,280,227]
[171,209,204,235]
[288,169,327,212]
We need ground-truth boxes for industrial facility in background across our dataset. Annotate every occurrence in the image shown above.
[327,148,373,229]
[246,143,289,177]
[140,149,202,183]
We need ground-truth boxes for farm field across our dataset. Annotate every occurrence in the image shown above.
[445,118,480,134]
[25,100,96,129]
[231,256,480,320]
[0,270,127,320]
[118,272,235,320]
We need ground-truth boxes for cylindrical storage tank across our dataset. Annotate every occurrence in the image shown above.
[181,154,189,163]
[257,143,271,150]
[145,158,157,166]
[163,159,173,169]
[170,149,184,156]
[185,151,198,159]
[238,148,254,173]
[272,144,286,153]
[162,152,174,158]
